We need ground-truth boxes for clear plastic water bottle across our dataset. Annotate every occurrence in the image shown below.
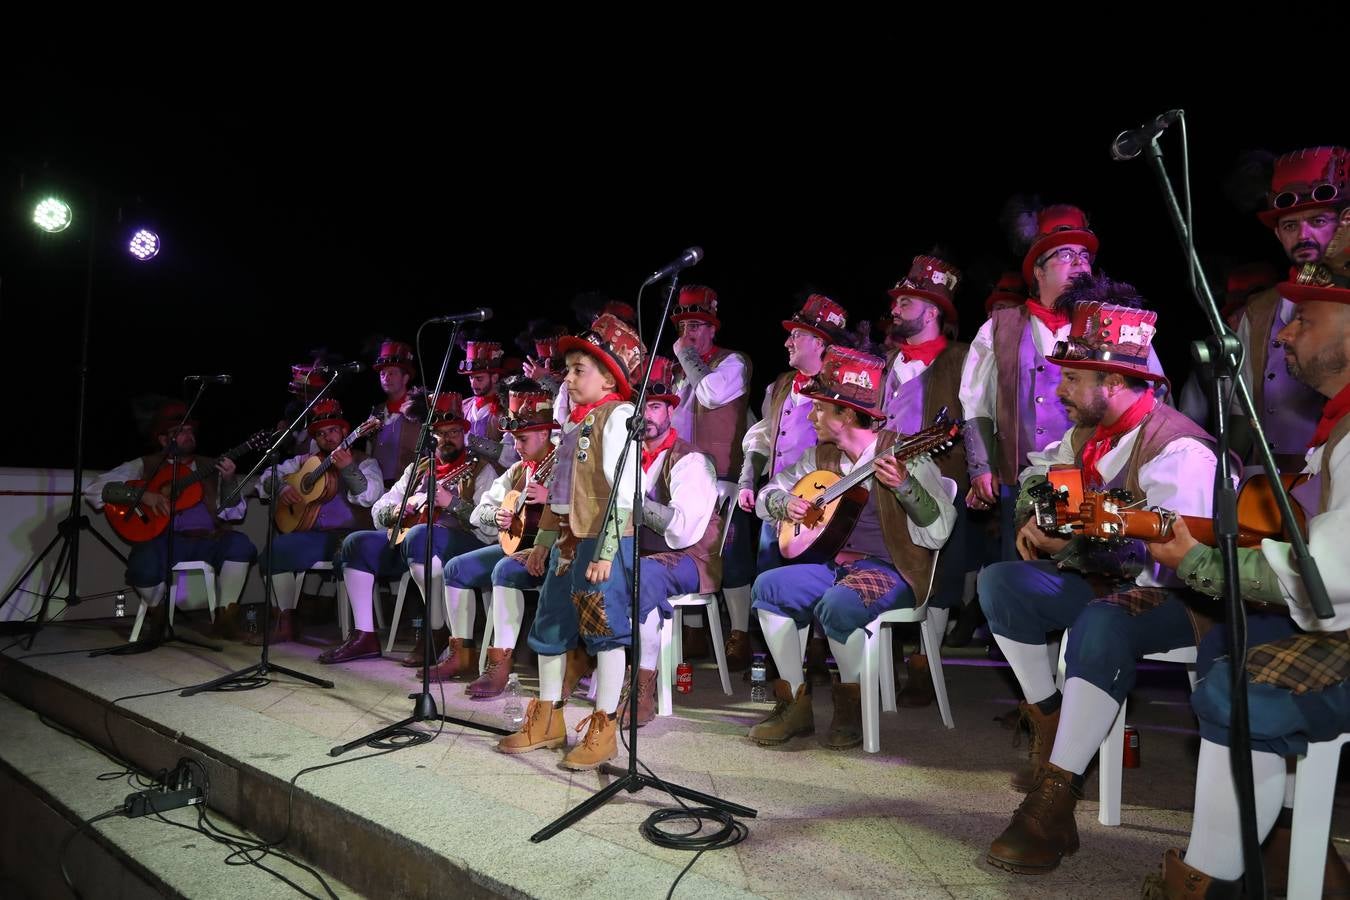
[502,673,525,730]
[411,615,424,648]
[245,605,259,635]
[750,655,768,703]
[114,592,127,618]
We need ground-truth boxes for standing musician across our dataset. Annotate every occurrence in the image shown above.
[368,339,422,489]
[460,339,518,467]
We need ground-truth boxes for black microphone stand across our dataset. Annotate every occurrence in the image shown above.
[329,321,508,756]
[531,273,756,842]
[1133,113,1332,899]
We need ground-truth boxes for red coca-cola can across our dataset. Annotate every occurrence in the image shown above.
[1123,724,1141,768]
[676,662,693,694]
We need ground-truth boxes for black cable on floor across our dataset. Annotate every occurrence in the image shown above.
[59,807,125,899]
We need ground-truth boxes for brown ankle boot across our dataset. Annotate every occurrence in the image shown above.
[616,667,657,728]
[805,635,832,686]
[316,629,381,664]
[561,645,597,700]
[724,629,752,673]
[987,763,1082,874]
[212,603,243,640]
[247,609,297,646]
[896,653,935,708]
[681,620,710,659]
[401,626,449,667]
[495,699,567,754]
[560,710,618,770]
[466,648,514,700]
[1261,807,1350,898]
[1140,849,1242,899]
[823,681,863,750]
[425,637,475,681]
[748,680,814,745]
[1011,700,1061,793]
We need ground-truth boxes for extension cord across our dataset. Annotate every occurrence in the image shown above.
[123,786,204,818]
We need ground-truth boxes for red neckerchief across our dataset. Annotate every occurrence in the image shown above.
[433,448,465,480]
[642,428,678,473]
[1309,382,1350,449]
[791,371,812,394]
[1025,300,1071,333]
[569,392,622,424]
[522,458,540,477]
[386,396,405,415]
[700,346,722,366]
[472,395,497,412]
[898,336,949,367]
[1081,392,1156,488]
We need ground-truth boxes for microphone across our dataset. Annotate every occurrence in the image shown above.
[184,374,232,385]
[1111,110,1183,161]
[642,247,704,285]
[319,362,366,375]
[427,308,493,324]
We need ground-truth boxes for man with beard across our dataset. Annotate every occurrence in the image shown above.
[367,340,422,489]
[460,339,518,467]
[977,277,1228,875]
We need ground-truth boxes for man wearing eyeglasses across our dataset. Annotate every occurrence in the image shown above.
[1230,146,1347,475]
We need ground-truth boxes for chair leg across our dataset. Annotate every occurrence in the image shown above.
[386,573,411,653]
[704,596,732,696]
[658,614,674,717]
[879,623,897,713]
[129,602,149,642]
[202,570,218,622]
[1289,737,1349,899]
[479,590,494,673]
[861,624,881,753]
[1097,699,1127,826]
[921,616,956,729]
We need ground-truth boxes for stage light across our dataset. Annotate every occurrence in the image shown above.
[33,197,73,233]
[128,229,160,261]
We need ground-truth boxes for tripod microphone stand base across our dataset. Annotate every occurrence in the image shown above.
[181,658,334,697]
[327,689,510,757]
[91,620,223,657]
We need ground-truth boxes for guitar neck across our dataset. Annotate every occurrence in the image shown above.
[168,440,251,493]
[821,443,906,503]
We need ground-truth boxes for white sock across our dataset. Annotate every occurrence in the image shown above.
[723,585,752,632]
[759,609,805,693]
[136,583,166,608]
[1183,740,1286,880]
[446,587,476,641]
[217,561,250,606]
[343,568,377,633]
[595,647,625,715]
[409,560,446,629]
[1048,678,1122,775]
[994,635,1058,705]
[491,586,525,649]
[538,653,564,703]
[827,630,866,684]
[1283,770,1297,809]
[639,610,661,670]
[269,573,301,612]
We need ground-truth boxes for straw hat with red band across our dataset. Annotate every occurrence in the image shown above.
[985,271,1027,314]
[307,399,350,436]
[888,255,961,326]
[1257,146,1349,229]
[801,346,886,419]
[670,285,720,328]
[1046,302,1168,388]
[289,363,331,398]
[782,294,849,344]
[148,400,199,440]
[557,312,647,401]
[373,340,415,376]
[1022,205,1099,288]
[641,356,681,407]
[1281,213,1350,305]
[458,341,508,375]
[497,377,561,432]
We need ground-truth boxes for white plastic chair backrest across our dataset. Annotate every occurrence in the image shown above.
[920,476,961,603]
[712,482,737,557]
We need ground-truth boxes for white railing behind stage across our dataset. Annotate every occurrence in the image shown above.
[0,467,268,623]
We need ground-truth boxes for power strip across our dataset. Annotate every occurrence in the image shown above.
[124,786,204,818]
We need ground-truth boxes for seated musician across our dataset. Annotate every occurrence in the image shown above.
[749,346,955,750]
[85,400,256,640]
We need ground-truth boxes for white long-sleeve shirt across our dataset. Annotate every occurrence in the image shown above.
[84,458,247,521]
[642,445,717,551]
[373,455,500,529]
[671,347,750,440]
[256,453,385,508]
[1264,438,1350,632]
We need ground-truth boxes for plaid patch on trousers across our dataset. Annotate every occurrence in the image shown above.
[1247,631,1350,696]
[1091,586,1173,617]
[644,551,684,571]
[837,566,899,608]
[509,549,532,564]
[572,590,615,638]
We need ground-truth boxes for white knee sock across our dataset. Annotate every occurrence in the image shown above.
[538,653,564,703]
[409,560,446,629]
[827,630,867,684]
[1283,769,1297,809]
[686,613,704,628]
[445,587,476,641]
[759,609,805,693]
[723,585,752,632]
[269,573,301,612]
[343,568,377,633]
[594,648,625,715]
[993,635,1058,705]
[1183,739,1287,880]
[136,583,166,608]
[639,610,661,670]
[1048,678,1122,776]
[217,561,250,606]
[491,586,525,650]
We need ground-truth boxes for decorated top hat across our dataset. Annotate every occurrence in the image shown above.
[1047,302,1166,384]
[1257,146,1349,229]
[783,294,850,344]
[497,377,561,432]
[428,391,468,428]
[888,255,961,326]
[985,271,1027,314]
[458,341,507,376]
[557,313,647,401]
[289,363,331,398]
[307,398,349,436]
[373,340,415,376]
[148,400,199,441]
[642,356,681,408]
[1282,212,1350,305]
[670,285,720,328]
[516,320,567,366]
[1022,205,1099,288]
[802,346,886,419]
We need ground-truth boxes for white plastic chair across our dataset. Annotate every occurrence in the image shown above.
[859,477,960,752]
[131,561,217,641]
[1288,731,1350,899]
[1056,632,1198,825]
[657,485,738,716]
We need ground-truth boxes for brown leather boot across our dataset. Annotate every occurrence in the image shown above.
[246,609,297,646]
[495,699,567,754]
[1261,807,1350,898]
[560,710,618,770]
[823,681,863,750]
[1011,700,1061,793]
[896,653,935,708]
[805,635,832,686]
[466,648,514,700]
[986,763,1082,874]
[316,629,381,664]
[400,625,449,667]
[561,645,597,700]
[1140,848,1242,899]
[425,637,475,681]
[723,629,752,672]
[616,667,657,729]
[211,603,243,640]
[748,680,814,745]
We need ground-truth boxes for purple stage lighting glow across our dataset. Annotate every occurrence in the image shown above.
[129,229,161,261]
